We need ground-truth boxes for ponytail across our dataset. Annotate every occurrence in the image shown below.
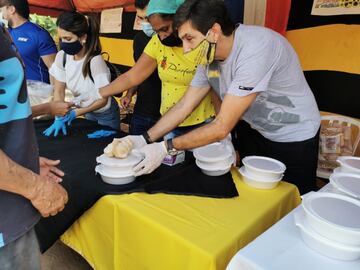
[82,15,102,78]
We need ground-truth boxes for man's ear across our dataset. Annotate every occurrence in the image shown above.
[210,23,222,43]
[7,5,16,16]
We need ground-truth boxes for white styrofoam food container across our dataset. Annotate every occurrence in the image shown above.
[195,159,231,176]
[95,165,135,185]
[295,210,360,261]
[239,166,282,190]
[193,142,232,163]
[302,192,360,246]
[337,156,360,174]
[96,151,142,173]
[242,156,286,181]
[330,172,360,199]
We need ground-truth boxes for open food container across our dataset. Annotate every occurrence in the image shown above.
[295,210,360,261]
[242,156,286,181]
[330,173,360,199]
[302,192,360,246]
[337,156,360,174]
[239,166,282,189]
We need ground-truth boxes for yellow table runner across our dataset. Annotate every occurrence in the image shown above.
[61,168,301,270]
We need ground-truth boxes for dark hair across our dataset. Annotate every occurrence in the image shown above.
[135,0,150,9]
[57,11,102,79]
[174,0,235,36]
[2,0,30,19]
[148,13,174,22]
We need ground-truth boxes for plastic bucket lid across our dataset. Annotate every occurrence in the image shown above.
[96,151,143,167]
[330,173,360,199]
[193,142,231,162]
[304,193,360,230]
[242,156,286,174]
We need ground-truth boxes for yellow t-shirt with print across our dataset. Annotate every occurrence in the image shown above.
[144,35,214,127]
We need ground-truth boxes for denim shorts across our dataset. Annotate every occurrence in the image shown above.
[85,97,120,130]
[0,228,41,270]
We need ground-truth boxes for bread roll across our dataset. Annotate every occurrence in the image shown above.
[103,138,133,159]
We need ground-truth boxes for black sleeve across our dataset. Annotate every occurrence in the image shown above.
[133,32,151,62]
[0,26,16,61]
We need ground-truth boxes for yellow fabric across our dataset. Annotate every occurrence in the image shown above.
[144,35,215,126]
[100,37,135,67]
[286,24,360,75]
[61,168,301,270]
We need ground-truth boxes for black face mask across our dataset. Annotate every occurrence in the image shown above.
[60,40,83,55]
[159,34,182,47]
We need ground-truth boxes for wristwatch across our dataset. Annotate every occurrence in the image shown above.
[166,138,178,156]
[142,131,152,144]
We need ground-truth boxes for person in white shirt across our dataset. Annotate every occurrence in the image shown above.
[76,0,321,194]
[44,11,120,136]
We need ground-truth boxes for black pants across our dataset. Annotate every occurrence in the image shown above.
[233,121,320,194]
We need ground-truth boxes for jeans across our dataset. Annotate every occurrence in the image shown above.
[130,113,159,135]
[0,229,41,270]
[85,97,120,130]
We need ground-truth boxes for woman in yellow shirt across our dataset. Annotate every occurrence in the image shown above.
[78,0,215,138]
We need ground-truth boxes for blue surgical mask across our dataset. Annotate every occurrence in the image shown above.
[141,22,155,37]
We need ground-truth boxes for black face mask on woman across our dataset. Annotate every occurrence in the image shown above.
[159,34,182,47]
[60,40,83,55]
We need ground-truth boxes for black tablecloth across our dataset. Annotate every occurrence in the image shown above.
[34,119,238,251]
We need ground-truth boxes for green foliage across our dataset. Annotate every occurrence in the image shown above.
[29,14,57,40]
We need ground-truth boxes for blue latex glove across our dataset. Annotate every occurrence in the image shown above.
[87,130,117,139]
[43,117,68,137]
[64,110,76,126]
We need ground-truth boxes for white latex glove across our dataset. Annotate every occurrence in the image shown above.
[221,133,237,166]
[125,135,147,149]
[72,88,102,107]
[133,141,167,176]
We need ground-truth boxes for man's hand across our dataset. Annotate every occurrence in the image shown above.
[120,96,131,109]
[49,101,74,117]
[133,142,167,176]
[124,135,147,149]
[39,157,64,183]
[28,176,68,218]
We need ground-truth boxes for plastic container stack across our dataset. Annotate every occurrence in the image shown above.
[95,151,142,185]
[239,156,286,189]
[193,142,234,176]
[295,192,360,261]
